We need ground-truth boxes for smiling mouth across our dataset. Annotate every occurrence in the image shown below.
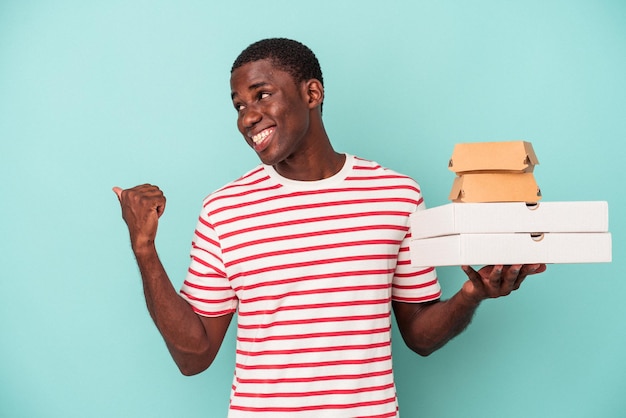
[251,127,274,144]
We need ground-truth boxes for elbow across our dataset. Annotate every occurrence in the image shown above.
[167,343,215,376]
[178,366,197,377]
[401,334,443,357]
[178,364,205,377]
[407,342,438,357]
[175,355,214,376]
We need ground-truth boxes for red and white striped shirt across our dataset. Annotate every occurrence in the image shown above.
[180,155,441,417]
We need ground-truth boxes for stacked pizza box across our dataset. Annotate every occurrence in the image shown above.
[410,141,612,266]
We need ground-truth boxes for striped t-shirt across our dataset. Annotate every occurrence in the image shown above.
[180,154,441,417]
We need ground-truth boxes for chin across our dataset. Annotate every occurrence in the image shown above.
[257,154,279,166]
[256,150,286,167]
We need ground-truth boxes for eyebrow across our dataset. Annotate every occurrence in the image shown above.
[231,81,269,100]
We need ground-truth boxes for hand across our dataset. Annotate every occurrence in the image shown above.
[113,184,166,252]
[460,264,547,304]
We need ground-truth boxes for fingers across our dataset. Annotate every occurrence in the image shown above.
[464,265,517,298]
[501,265,523,294]
[488,265,505,288]
[112,184,166,218]
[512,264,546,290]
[482,265,512,297]
[112,184,166,250]
[521,263,547,275]
[461,263,547,302]
[492,264,546,296]
[463,265,505,299]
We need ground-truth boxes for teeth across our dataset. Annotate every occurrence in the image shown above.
[252,129,272,144]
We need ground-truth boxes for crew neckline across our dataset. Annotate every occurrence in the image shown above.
[263,154,353,190]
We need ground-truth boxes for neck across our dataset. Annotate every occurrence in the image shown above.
[274,119,345,181]
[274,108,345,181]
[274,148,345,181]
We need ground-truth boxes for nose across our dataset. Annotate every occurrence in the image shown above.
[241,106,262,129]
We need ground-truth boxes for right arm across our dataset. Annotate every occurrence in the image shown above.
[114,184,233,376]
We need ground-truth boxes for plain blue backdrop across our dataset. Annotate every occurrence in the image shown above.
[1,1,624,417]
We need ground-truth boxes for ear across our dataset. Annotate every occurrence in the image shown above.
[303,79,324,110]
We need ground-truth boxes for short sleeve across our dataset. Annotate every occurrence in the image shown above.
[179,209,238,317]
[392,199,442,303]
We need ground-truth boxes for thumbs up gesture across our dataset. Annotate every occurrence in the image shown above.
[113,184,166,253]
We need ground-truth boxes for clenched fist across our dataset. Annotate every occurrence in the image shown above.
[113,184,166,253]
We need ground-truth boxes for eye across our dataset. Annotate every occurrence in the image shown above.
[234,103,245,112]
[259,92,270,100]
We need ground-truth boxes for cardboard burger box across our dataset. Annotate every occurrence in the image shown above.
[448,140,539,174]
[449,172,541,203]
[448,140,541,203]
[409,201,612,266]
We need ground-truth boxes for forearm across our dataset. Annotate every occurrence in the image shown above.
[133,245,214,373]
[396,264,546,356]
[395,288,481,356]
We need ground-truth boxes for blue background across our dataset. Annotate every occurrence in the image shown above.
[1,1,624,417]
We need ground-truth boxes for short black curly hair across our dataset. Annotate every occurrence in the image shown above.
[231,38,324,87]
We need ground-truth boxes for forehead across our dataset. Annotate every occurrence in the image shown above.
[230,59,297,96]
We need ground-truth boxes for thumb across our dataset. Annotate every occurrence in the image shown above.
[461,265,485,292]
[461,265,479,281]
[112,186,123,202]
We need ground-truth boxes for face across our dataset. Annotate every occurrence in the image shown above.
[230,59,314,166]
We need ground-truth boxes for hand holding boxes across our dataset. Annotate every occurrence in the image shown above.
[410,141,612,266]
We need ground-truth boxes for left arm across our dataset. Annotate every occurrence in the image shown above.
[393,264,546,356]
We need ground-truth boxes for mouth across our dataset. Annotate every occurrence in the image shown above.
[250,127,275,150]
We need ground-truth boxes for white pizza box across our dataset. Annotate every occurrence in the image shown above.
[410,201,609,239]
[410,232,612,267]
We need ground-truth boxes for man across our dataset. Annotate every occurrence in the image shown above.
[114,38,546,417]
